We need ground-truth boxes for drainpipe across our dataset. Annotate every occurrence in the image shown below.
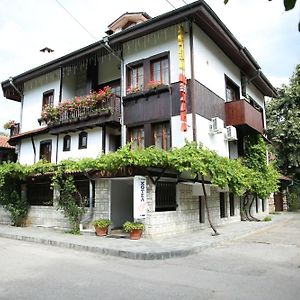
[9,77,24,161]
[120,53,126,147]
[55,134,59,164]
[189,21,197,142]
[59,67,63,103]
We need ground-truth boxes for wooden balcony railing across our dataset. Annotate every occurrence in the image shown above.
[225,99,264,134]
[43,95,121,130]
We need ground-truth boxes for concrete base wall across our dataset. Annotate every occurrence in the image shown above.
[0,177,269,238]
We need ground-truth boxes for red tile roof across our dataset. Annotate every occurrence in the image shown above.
[0,135,15,149]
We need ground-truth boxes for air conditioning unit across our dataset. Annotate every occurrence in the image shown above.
[226,126,237,141]
[209,117,224,134]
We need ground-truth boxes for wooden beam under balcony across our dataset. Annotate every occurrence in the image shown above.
[225,99,264,134]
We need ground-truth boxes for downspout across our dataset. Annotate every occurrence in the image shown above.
[102,126,106,154]
[30,135,36,163]
[9,77,24,161]
[120,52,126,147]
[189,21,197,142]
[55,134,59,164]
[59,67,63,103]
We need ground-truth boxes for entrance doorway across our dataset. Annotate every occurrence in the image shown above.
[110,178,133,228]
[274,192,284,211]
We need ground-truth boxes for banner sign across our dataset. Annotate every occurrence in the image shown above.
[178,25,187,132]
[133,176,147,219]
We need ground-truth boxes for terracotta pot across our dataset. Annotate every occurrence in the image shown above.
[130,229,143,240]
[95,226,108,237]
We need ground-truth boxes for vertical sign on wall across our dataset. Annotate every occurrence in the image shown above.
[178,25,187,132]
[133,176,147,219]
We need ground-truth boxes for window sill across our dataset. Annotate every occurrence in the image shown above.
[123,85,170,101]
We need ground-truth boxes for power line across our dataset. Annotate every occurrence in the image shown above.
[164,0,177,10]
[54,0,123,64]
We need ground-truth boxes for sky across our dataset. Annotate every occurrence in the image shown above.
[0,0,299,131]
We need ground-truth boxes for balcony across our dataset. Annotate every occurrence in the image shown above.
[40,95,121,134]
[225,99,264,134]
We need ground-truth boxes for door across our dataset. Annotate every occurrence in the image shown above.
[274,193,284,211]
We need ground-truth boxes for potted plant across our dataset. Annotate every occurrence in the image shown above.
[93,218,112,236]
[123,221,144,240]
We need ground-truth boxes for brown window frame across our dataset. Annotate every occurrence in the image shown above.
[78,132,88,149]
[150,56,170,85]
[128,126,144,150]
[42,89,54,110]
[127,64,144,91]
[225,76,240,102]
[63,135,71,152]
[39,140,52,162]
[153,122,171,151]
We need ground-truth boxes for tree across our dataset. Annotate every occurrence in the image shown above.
[266,65,300,179]
[267,64,300,210]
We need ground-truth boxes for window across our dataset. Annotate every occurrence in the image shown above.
[150,57,169,85]
[39,140,52,162]
[262,198,265,212]
[42,90,54,109]
[220,192,226,218]
[229,193,235,216]
[225,77,240,102]
[155,182,177,212]
[199,196,205,223]
[153,122,171,150]
[78,132,88,149]
[27,182,53,206]
[63,135,71,151]
[74,179,95,207]
[128,65,144,90]
[129,126,144,150]
[255,196,259,213]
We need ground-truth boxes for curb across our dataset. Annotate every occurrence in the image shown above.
[0,214,293,260]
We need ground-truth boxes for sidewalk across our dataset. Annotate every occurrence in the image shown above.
[0,213,293,260]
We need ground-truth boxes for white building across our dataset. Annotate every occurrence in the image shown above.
[0,1,276,237]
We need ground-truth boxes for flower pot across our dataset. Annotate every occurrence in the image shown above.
[95,226,108,237]
[130,229,143,240]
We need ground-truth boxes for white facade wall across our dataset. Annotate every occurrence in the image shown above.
[196,114,229,157]
[19,133,56,165]
[18,128,103,165]
[22,71,60,133]
[57,127,103,162]
[193,25,240,101]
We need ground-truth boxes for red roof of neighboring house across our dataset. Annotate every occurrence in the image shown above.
[0,135,15,149]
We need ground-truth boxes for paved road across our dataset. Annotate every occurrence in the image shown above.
[1,213,299,300]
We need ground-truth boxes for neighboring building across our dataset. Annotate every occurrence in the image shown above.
[0,135,16,163]
[0,1,276,236]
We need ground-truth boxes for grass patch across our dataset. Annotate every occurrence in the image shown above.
[269,211,280,215]
[263,216,272,222]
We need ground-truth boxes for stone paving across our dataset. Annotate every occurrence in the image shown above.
[0,213,293,260]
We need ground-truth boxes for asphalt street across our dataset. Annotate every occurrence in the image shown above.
[1,213,299,300]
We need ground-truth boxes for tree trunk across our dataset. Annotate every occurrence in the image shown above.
[201,175,219,236]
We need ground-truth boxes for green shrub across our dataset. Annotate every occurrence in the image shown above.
[93,219,112,229]
[123,221,144,232]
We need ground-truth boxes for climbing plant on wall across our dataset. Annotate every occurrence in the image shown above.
[0,141,279,231]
